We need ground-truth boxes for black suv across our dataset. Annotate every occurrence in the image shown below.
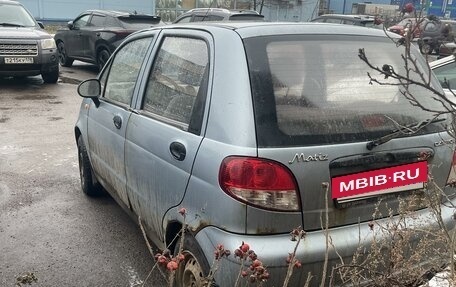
[311,14,383,29]
[54,10,163,71]
[173,8,264,23]
[0,0,59,83]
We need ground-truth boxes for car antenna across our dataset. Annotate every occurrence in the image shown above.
[202,0,216,21]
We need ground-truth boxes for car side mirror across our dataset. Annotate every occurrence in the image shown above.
[67,21,74,30]
[78,79,101,107]
[37,22,45,29]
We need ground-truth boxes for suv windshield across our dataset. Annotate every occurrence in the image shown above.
[245,35,447,147]
[0,3,36,27]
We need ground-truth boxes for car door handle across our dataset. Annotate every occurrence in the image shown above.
[170,141,186,161]
[113,115,122,129]
[96,32,101,37]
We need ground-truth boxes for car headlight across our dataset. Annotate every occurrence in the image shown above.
[41,38,56,50]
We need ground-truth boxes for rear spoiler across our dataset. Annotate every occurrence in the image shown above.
[118,15,161,22]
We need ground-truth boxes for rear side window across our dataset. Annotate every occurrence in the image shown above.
[142,36,209,133]
[244,35,446,147]
[90,15,105,27]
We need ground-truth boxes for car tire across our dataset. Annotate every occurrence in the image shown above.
[41,69,59,84]
[174,235,212,287]
[57,42,74,67]
[97,49,110,71]
[77,136,102,196]
[420,42,433,54]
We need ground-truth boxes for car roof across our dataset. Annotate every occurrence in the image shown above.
[313,14,376,21]
[429,55,455,68]
[141,22,397,38]
[0,0,22,5]
[83,9,154,18]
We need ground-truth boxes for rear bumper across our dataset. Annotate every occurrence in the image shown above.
[195,197,456,286]
[0,49,58,76]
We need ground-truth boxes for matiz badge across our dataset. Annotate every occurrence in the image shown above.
[289,153,329,164]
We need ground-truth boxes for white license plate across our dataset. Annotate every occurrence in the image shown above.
[4,57,34,64]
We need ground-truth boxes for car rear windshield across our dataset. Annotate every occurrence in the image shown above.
[244,35,447,147]
[0,4,36,27]
[118,16,161,29]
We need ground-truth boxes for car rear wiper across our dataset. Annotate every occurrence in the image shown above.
[366,117,446,150]
[0,23,25,27]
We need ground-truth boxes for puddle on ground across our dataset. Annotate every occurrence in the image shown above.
[0,117,10,123]
[15,94,57,100]
[58,77,81,85]
[0,107,11,110]
[48,101,63,105]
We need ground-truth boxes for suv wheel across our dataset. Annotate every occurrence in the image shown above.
[41,70,59,84]
[57,42,74,67]
[97,49,110,71]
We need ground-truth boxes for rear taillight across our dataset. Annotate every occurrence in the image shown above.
[219,156,300,211]
[446,150,456,186]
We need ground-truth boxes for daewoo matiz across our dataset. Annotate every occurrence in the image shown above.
[75,22,456,286]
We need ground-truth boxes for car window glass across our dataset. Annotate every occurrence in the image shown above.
[0,3,36,27]
[193,15,207,22]
[175,16,192,23]
[424,22,438,31]
[74,15,90,29]
[342,20,356,25]
[90,15,106,27]
[105,16,121,27]
[433,61,456,89]
[103,37,152,105]
[143,36,208,128]
[205,15,224,21]
[325,18,342,24]
[245,35,445,147]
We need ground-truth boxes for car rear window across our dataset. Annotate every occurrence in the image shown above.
[229,14,264,21]
[244,35,447,147]
[118,16,161,29]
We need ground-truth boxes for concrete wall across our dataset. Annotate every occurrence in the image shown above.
[18,0,155,21]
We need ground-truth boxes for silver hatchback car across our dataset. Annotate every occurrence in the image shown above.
[75,22,456,286]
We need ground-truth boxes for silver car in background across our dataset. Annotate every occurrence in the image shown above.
[75,22,456,286]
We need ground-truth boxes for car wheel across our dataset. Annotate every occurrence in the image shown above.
[77,136,101,196]
[57,42,74,67]
[97,49,110,71]
[420,42,432,54]
[41,69,59,84]
[174,235,211,287]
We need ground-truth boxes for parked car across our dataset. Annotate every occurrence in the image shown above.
[387,17,427,38]
[430,55,456,101]
[75,22,456,286]
[54,10,163,71]
[438,41,456,58]
[0,0,59,83]
[311,14,383,29]
[417,19,456,54]
[173,8,264,23]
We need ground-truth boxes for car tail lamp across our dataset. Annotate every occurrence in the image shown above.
[446,150,456,186]
[219,156,300,211]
